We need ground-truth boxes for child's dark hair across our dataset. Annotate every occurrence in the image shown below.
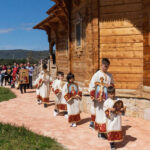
[107,86,115,94]
[57,71,64,76]
[96,69,100,73]
[42,64,47,70]
[102,58,110,66]
[66,72,75,82]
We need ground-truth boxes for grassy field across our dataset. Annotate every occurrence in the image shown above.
[0,87,16,102]
[0,123,65,150]
[0,88,65,150]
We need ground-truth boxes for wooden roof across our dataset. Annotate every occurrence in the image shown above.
[33,0,69,31]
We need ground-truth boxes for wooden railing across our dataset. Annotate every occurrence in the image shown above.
[33,58,57,81]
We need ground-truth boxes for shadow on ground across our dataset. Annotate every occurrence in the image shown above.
[116,125,137,149]
[78,117,91,126]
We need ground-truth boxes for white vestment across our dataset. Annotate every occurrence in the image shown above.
[63,83,82,123]
[53,79,67,111]
[89,70,114,132]
[104,98,123,142]
[34,70,50,103]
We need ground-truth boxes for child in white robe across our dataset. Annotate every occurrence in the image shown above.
[34,64,51,108]
[64,73,82,127]
[89,69,100,129]
[89,58,114,139]
[53,72,67,116]
[104,86,126,150]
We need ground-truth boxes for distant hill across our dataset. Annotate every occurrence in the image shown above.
[0,49,49,60]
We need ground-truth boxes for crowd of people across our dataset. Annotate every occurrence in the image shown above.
[0,62,35,94]
[34,58,126,150]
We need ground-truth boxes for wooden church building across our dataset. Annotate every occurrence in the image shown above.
[34,0,150,99]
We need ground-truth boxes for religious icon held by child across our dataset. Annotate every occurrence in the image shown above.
[67,83,79,100]
[113,100,126,115]
[95,77,107,102]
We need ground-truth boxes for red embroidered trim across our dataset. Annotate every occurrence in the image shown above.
[37,95,40,99]
[91,115,96,122]
[50,81,53,86]
[39,96,49,103]
[55,89,60,95]
[95,122,106,133]
[35,84,38,88]
[57,104,67,111]
[77,91,82,98]
[64,92,82,102]
[107,131,123,142]
[64,93,71,102]
[90,90,95,100]
[39,79,42,84]
[68,114,81,123]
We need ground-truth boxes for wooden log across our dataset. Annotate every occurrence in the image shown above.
[100,35,143,44]
[100,19,143,29]
[100,47,143,51]
[100,51,143,59]
[108,59,143,67]
[100,27,142,36]
[100,0,142,6]
[100,43,143,48]
[100,3,142,14]
[108,66,143,73]
[113,73,143,82]
[115,81,142,89]
[100,11,143,20]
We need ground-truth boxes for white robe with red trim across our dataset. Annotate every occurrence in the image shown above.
[34,70,50,103]
[63,83,82,123]
[104,98,123,142]
[53,79,67,111]
[89,70,114,132]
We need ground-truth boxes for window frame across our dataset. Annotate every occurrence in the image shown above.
[75,21,82,48]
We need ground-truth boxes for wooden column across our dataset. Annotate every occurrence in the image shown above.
[91,0,100,73]
[67,1,72,73]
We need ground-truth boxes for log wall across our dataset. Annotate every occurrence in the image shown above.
[99,0,144,89]
[70,0,95,85]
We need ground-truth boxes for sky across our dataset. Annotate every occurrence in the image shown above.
[0,0,55,50]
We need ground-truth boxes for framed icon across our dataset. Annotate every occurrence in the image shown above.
[19,69,29,84]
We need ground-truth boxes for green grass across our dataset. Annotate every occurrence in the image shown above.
[0,123,66,150]
[0,87,16,102]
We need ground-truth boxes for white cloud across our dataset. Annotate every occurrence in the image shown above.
[0,28,15,34]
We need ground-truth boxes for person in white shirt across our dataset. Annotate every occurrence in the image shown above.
[26,63,34,89]
[52,72,67,117]
[33,64,51,108]
[104,86,126,150]
[63,73,82,127]
[89,58,114,139]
